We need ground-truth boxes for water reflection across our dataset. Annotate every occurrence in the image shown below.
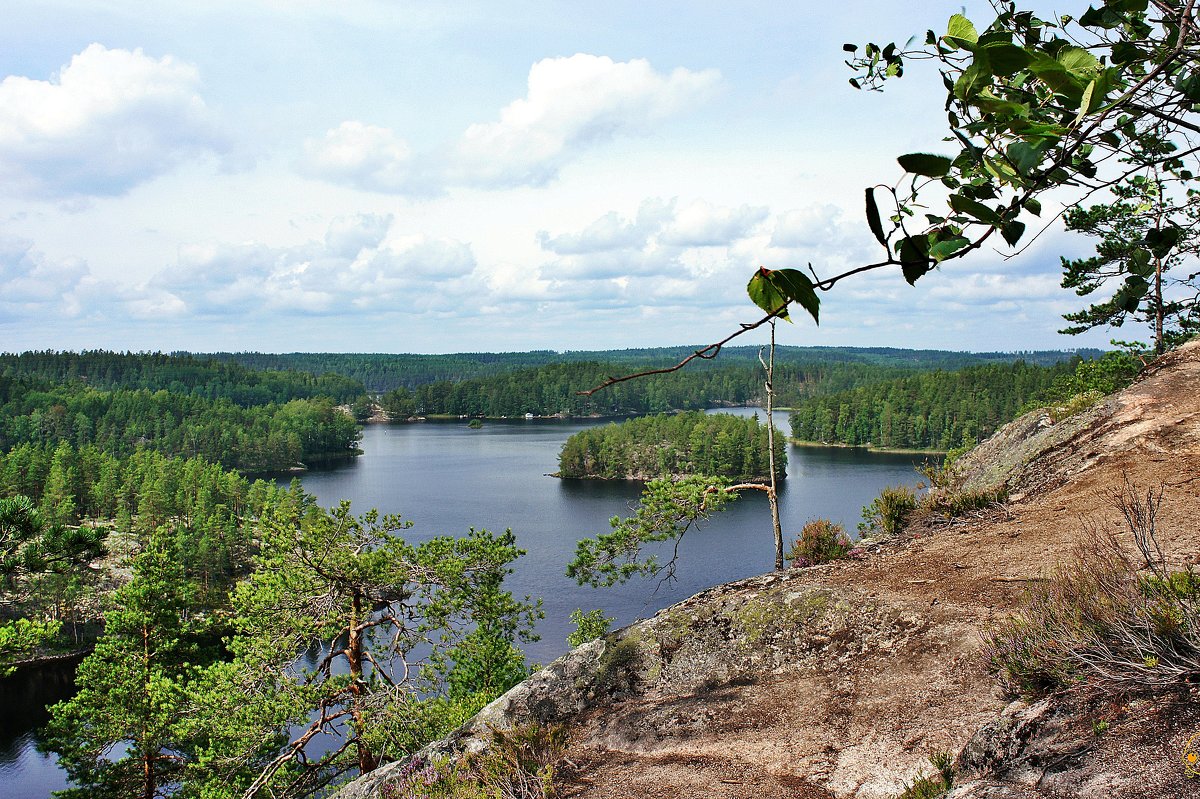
[0,659,81,798]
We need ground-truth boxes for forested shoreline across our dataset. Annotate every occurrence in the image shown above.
[376,350,1091,420]
[787,360,1077,451]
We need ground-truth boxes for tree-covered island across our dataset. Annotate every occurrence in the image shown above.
[557,411,785,482]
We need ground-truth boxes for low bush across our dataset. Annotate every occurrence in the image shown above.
[381,723,567,799]
[471,723,568,799]
[921,487,1008,522]
[919,437,976,491]
[895,751,954,799]
[1030,351,1141,421]
[983,483,1200,697]
[787,519,851,567]
[859,485,918,539]
[567,608,613,648]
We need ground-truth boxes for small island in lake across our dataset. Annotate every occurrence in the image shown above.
[557,410,786,481]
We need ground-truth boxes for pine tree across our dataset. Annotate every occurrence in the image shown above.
[44,542,209,799]
[1060,171,1200,354]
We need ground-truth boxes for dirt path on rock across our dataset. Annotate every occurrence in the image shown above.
[554,342,1200,799]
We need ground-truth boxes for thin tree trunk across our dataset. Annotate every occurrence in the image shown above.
[762,321,783,570]
[143,756,155,799]
[142,623,156,799]
[1156,254,1164,354]
[1153,174,1166,355]
[347,592,376,775]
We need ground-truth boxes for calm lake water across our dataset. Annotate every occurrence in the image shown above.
[3,412,928,798]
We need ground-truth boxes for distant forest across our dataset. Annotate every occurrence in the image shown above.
[0,348,1103,471]
[374,349,1093,419]
[199,346,1099,392]
[0,353,363,473]
[2,350,363,404]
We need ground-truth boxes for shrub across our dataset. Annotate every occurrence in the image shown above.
[859,485,917,539]
[787,519,851,567]
[381,758,480,799]
[895,752,954,799]
[1031,351,1141,421]
[919,434,977,491]
[381,723,567,799]
[567,608,614,648]
[921,487,1008,522]
[470,723,568,799]
[983,486,1200,697]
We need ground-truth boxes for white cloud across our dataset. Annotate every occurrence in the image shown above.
[0,44,226,199]
[536,211,646,255]
[926,271,1064,306]
[299,121,425,195]
[0,237,93,321]
[151,215,478,317]
[325,212,394,256]
[659,200,768,247]
[300,55,721,195]
[533,198,771,284]
[536,198,673,255]
[453,54,720,188]
[770,204,845,248]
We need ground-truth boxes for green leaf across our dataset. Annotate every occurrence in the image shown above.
[929,236,970,262]
[1057,47,1098,77]
[954,61,991,99]
[949,194,1003,226]
[972,91,1028,117]
[1006,141,1043,175]
[766,268,821,324]
[898,236,933,285]
[945,14,979,49]
[1074,80,1097,125]
[842,43,857,52]
[1023,198,1042,216]
[1001,220,1026,247]
[1110,41,1144,65]
[1079,5,1122,27]
[897,153,953,178]
[1178,72,1200,102]
[747,268,790,321]
[1115,275,1150,312]
[1028,54,1084,101]
[1127,247,1153,277]
[865,188,888,247]
[984,155,1021,185]
[1145,226,1181,258]
[901,261,933,285]
[977,30,1015,48]
[982,43,1033,76]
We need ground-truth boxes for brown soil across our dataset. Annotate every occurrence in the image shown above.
[551,341,1200,799]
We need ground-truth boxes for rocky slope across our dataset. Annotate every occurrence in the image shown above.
[337,340,1200,799]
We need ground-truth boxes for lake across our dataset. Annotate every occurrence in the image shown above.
[2,412,929,798]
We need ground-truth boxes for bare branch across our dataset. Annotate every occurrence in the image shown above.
[575,305,787,395]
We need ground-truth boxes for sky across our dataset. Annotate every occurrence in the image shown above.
[0,1,1120,355]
